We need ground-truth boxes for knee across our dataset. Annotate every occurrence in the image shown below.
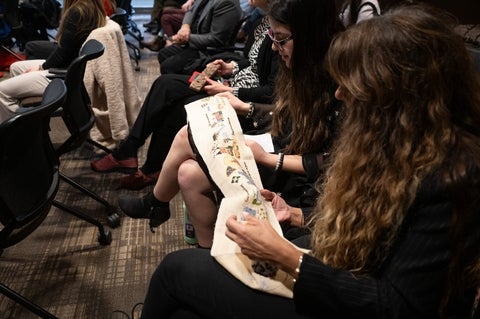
[9,61,23,75]
[175,125,189,142]
[178,159,206,191]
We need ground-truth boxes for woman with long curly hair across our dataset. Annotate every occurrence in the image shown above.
[136,4,480,318]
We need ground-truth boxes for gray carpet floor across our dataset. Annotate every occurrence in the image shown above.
[0,13,195,319]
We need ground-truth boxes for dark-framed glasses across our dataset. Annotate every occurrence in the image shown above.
[266,28,293,51]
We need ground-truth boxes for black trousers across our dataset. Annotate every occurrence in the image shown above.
[24,40,57,60]
[129,73,207,173]
[157,44,201,75]
[140,242,313,319]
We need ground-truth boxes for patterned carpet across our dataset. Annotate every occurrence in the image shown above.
[0,13,194,319]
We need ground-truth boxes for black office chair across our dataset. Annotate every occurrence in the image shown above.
[110,6,141,71]
[0,79,66,319]
[51,38,120,236]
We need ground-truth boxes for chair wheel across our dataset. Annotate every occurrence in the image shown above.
[107,212,121,228]
[98,230,112,245]
[135,66,140,71]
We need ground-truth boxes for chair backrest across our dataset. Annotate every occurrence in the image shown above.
[110,7,129,33]
[56,38,105,156]
[227,14,248,48]
[0,79,67,249]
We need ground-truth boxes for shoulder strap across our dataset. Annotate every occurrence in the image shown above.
[358,2,379,16]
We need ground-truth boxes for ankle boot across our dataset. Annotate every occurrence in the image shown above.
[118,192,170,232]
[139,36,166,52]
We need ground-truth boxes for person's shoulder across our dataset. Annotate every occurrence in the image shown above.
[214,0,238,6]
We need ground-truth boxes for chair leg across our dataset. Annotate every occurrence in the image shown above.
[52,200,112,246]
[126,40,141,71]
[86,138,113,154]
[0,283,58,319]
[59,172,121,228]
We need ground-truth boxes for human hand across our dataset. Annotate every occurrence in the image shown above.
[182,0,194,12]
[174,24,191,43]
[216,92,251,115]
[260,189,292,223]
[245,139,269,164]
[207,60,233,77]
[225,213,286,262]
[24,65,43,73]
[203,77,230,95]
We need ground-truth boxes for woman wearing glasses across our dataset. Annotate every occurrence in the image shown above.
[91,0,278,191]
[137,3,480,318]
[117,0,344,247]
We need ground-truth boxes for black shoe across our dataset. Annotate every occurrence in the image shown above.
[143,20,159,29]
[118,192,170,232]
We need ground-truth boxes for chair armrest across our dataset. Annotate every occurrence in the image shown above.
[46,68,67,79]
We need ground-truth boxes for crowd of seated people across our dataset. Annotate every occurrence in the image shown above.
[91,0,278,192]
[1,0,479,318]
[139,0,194,51]
[115,0,344,246]
[136,1,480,318]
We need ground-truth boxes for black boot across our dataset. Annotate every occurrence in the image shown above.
[142,19,159,29]
[118,192,170,232]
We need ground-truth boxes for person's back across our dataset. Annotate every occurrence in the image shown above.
[157,0,242,75]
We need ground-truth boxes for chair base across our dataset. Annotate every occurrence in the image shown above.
[52,200,113,245]
[0,283,58,319]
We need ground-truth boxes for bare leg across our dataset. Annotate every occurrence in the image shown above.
[118,125,196,231]
[178,159,217,247]
[152,125,195,202]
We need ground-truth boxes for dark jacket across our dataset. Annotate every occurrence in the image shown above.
[237,23,277,104]
[294,169,480,318]
[183,0,242,50]
[42,7,96,69]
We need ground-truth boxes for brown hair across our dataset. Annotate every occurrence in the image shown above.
[56,0,106,44]
[268,0,344,155]
[314,3,480,312]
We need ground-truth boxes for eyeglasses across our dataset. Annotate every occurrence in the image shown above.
[266,28,293,51]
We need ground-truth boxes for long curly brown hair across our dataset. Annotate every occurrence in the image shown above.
[312,3,480,306]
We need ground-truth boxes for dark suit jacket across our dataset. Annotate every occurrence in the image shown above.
[183,0,242,50]
[293,170,479,318]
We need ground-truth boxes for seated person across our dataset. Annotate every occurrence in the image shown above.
[140,0,191,51]
[156,0,243,75]
[115,0,345,249]
[138,4,480,318]
[91,1,277,191]
[0,0,106,122]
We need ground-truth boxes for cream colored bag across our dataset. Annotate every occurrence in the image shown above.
[185,96,306,298]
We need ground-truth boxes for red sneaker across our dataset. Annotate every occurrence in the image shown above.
[90,154,138,173]
[118,170,160,190]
